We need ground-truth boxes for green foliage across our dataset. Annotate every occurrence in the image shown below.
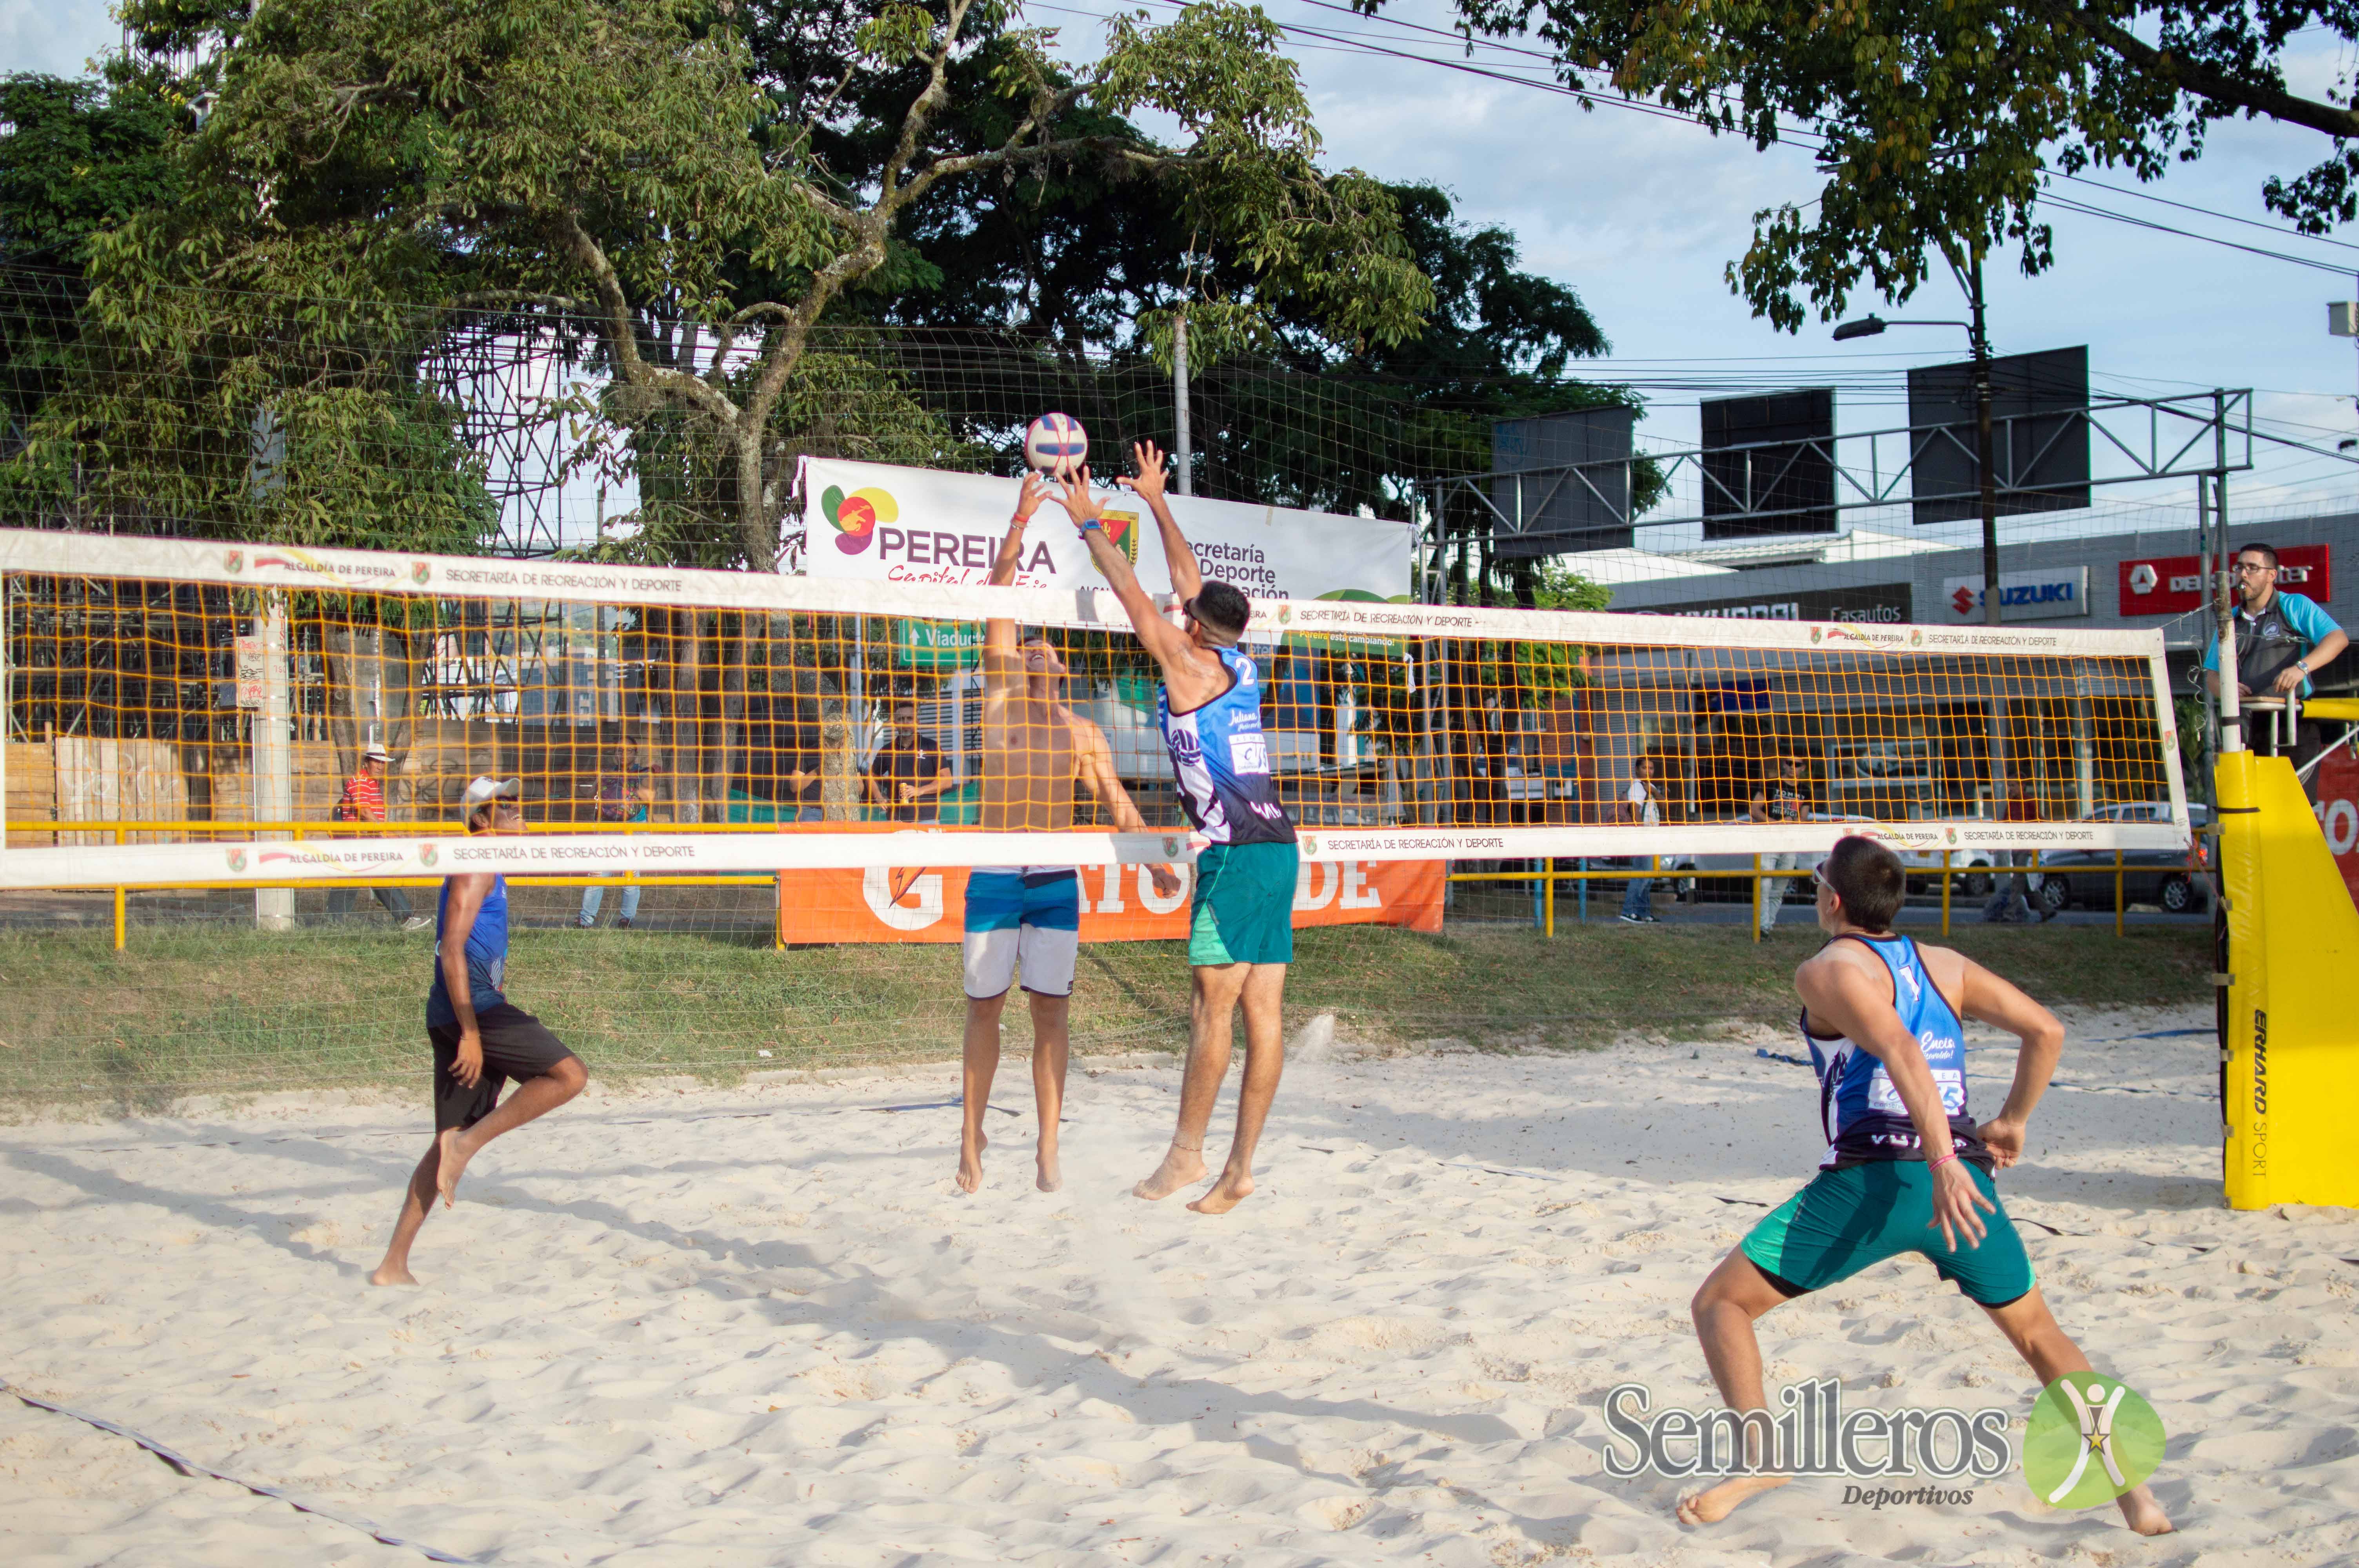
[1508,560,1610,704]
[70,0,1438,568]
[1414,0,2359,328]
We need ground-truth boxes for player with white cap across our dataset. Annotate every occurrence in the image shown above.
[369,777,589,1285]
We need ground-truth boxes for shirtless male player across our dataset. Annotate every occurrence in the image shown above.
[1677,835,2170,1535]
[1061,443,1300,1216]
[369,778,588,1285]
[956,473,1178,1194]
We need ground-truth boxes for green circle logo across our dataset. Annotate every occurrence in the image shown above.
[2023,1375,2165,1509]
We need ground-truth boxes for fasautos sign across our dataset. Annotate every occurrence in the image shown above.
[1939,567,2090,623]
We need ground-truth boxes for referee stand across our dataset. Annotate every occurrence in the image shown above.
[2215,656,2359,1208]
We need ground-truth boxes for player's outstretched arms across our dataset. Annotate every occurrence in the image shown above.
[1958,955,2063,1170]
[1058,468,1197,674]
[1115,440,1201,602]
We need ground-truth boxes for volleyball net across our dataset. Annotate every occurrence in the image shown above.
[1,528,2189,893]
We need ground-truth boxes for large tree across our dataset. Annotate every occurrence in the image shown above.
[74,0,1433,570]
[1403,0,2359,328]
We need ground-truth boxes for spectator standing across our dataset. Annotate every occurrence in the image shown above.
[1981,786,2047,924]
[1748,753,1810,935]
[1618,753,1664,924]
[328,744,429,928]
[2202,541,2348,772]
[578,771,653,929]
[865,701,954,822]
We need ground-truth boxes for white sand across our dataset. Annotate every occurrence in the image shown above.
[4,1006,2357,1567]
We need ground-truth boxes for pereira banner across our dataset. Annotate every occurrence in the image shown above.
[793,456,1414,606]
[777,850,1444,945]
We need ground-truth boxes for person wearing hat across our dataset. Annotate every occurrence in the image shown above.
[1748,752,1812,936]
[370,777,589,1287]
[328,743,429,929]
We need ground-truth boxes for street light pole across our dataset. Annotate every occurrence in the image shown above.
[1831,288,2003,623]
[1968,256,2000,626]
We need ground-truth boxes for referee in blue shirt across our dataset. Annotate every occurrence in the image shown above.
[2203,542,2347,770]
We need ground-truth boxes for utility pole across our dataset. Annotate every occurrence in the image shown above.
[1173,310,1193,497]
[1970,255,2001,626]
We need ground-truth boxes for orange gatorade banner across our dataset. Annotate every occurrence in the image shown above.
[775,841,1444,944]
[2314,745,2359,910]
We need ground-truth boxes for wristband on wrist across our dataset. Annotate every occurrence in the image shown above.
[1926,1150,1960,1172]
[1079,518,1103,533]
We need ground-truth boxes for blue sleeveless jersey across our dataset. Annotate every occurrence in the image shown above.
[1158,647,1296,847]
[426,875,510,1026]
[1802,934,1988,1171]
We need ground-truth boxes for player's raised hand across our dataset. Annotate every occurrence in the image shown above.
[1011,471,1050,524]
[1055,466,1103,529]
[1118,441,1169,503]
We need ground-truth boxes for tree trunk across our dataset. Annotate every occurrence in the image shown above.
[665,607,705,824]
[321,618,360,779]
[719,611,746,818]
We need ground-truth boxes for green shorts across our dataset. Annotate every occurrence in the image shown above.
[1188,840,1299,967]
[1740,1160,2036,1308]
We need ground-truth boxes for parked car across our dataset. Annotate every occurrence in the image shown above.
[1667,813,1872,903]
[2034,803,2212,916]
[1889,828,2010,899]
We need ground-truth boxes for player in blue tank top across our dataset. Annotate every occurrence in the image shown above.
[1674,837,2171,1537]
[370,777,587,1287]
[1062,445,1299,1217]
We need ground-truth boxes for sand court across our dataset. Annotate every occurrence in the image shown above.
[4,1007,2356,1566]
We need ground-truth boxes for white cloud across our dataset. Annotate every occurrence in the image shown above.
[0,0,119,79]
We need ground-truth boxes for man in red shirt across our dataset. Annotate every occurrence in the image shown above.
[328,745,429,929]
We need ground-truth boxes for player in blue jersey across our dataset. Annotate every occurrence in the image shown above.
[1675,836,2170,1534]
[369,777,587,1286]
[1061,446,1299,1216]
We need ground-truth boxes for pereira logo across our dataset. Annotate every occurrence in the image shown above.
[822,485,898,555]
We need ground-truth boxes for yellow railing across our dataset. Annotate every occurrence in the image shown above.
[1447,849,2145,939]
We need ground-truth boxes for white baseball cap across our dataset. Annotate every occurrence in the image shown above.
[460,776,521,814]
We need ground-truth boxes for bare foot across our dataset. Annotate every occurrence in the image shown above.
[1186,1167,1255,1215]
[433,1125,475,1208]
[1132,1144,1207,1201]
[1675,1474,1789,1525]
[955,1129,988,1194]
[367,1262,416,1287]
[1036,1147,1062,1193]
[2116,1484,2174,1536]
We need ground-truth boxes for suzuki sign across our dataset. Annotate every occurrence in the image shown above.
[2118,545,2331,615]
[1939,566,2091,622]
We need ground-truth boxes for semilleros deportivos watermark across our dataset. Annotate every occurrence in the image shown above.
[1601,1377,2163,1507]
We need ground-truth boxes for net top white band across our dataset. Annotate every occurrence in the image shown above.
[0,528,2171,659]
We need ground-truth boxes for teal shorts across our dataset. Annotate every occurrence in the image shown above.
[1188,841,1299,967]
[1741,1160,2037,1308]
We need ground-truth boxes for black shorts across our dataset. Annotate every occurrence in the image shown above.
[429,1004,578,1132]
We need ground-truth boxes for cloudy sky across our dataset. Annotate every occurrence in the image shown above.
[13,0,2359,538]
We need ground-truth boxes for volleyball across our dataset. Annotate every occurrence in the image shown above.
[1023,411,1089,477]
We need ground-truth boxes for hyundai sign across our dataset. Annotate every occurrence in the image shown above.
[1939,566,2091,622]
